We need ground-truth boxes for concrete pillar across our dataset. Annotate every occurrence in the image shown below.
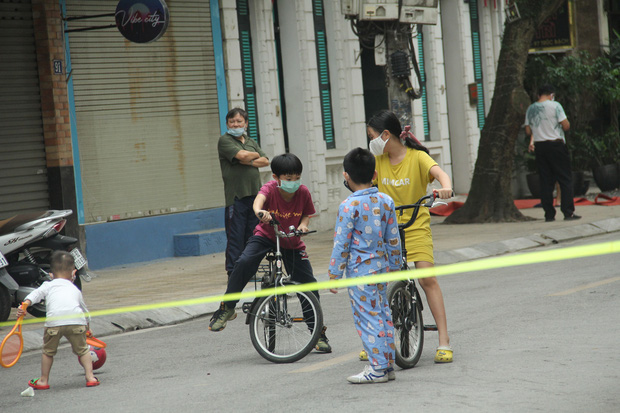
[32,0,79,240]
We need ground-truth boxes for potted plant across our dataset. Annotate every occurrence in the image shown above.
[514,131,540,198]
[585,128,620,191]
[587,36,620,191]
[565,130,590,196]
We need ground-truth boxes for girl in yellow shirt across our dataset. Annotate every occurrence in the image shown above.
[367,110,454,363]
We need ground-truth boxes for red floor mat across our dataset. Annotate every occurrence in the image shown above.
[594,194,620,205]
[429,196,617,217]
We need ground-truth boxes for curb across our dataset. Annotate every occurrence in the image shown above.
[436,218,620,265]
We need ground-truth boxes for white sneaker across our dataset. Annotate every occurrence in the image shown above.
[347,365,388,384]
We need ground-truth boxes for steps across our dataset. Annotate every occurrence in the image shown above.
[173,228,227,257]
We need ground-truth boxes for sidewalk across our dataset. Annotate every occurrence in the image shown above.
[11,199,620,353]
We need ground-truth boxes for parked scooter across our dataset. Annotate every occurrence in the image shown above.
[0,210,94,321]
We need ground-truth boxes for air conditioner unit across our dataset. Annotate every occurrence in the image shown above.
[359,1,399,21]
[341,0,359,17]
[399,7,438,24]
[399,0,439,25]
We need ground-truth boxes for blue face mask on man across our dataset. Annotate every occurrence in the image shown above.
[227,128,245,137]
[279,179,301,194]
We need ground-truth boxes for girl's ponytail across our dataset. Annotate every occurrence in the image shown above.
[400,125,429,154]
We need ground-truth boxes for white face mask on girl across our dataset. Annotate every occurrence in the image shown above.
[369,132,389,156]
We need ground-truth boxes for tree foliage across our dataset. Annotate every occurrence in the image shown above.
[525,37,620,169]
[445,0,567,224]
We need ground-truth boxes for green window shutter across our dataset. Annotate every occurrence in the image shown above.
[469,0,485,129]
[236,0,260,143]
[417,29,430,140]
[312,0,335,149]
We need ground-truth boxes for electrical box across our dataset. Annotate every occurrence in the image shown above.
[399,0,439,25]
[401,0,437,5]
[341,0,359,16]
[359,1,399,21]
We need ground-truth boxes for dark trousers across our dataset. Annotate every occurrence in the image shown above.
[224,196,259,273]
[224,235,319,308]
[535,141,575,220]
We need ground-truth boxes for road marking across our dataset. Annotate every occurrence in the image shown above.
[289,351,359,373]
[548,276,620,296]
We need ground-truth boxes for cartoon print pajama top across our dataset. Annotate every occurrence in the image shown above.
[328,187,401,370]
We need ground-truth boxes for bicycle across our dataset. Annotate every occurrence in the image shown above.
[241,213,324,363]
[387,192,445,369]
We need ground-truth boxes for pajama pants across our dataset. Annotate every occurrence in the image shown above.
[348,281,395,370]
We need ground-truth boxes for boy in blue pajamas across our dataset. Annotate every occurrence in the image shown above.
[328,148,400,384]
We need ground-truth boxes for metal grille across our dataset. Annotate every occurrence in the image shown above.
[236,0,260,144]
[0,0,49,218]
[417,28,430,140]
[65,0,222,223]
[312,0,335,149]
[469,0,486,129]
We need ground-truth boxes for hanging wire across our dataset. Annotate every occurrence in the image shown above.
[348,17,424,100]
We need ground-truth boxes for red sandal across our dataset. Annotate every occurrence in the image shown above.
[86,377,100,387]
[28,378,50,390]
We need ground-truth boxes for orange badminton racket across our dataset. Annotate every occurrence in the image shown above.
[86,330,107,349]
[0,302,28,368]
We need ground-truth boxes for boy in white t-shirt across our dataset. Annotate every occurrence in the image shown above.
[18,251,100,389]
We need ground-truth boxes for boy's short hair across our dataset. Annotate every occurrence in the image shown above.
[50,250,75,276]
[226,107,248,122]
[343,148,375,185]
[538,84,555,97]
[271,153,303,177]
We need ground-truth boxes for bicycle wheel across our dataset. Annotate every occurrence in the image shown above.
[388,280,424,369]
[249,285,323,363]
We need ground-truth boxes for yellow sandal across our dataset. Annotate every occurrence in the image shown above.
[434,346,453,363]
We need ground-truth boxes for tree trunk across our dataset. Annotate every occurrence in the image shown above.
[445,0,566,224]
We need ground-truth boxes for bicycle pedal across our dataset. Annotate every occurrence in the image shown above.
[424,324,438,331]
[241,302,252,314]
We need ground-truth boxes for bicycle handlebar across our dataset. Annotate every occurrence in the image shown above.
[257,212,315,238]
[394,193,437,230]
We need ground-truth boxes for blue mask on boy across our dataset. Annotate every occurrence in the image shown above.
[279,179,301,194]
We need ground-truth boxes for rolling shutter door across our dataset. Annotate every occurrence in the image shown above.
[65,0,222,223]
[0,0,49,218]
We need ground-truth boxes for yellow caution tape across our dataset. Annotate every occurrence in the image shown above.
[1,240,618,328]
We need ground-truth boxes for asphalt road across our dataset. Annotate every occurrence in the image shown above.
[1,233,619,412]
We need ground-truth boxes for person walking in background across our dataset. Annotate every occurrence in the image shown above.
[367,110,454,364]
[218,108,270,277]
[525,84,581,222]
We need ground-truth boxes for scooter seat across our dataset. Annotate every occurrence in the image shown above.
[0,212,47,237]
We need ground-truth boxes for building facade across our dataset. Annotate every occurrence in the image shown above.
[0,0,611,269]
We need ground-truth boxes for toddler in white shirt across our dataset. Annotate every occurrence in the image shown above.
[18,250,100,389]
